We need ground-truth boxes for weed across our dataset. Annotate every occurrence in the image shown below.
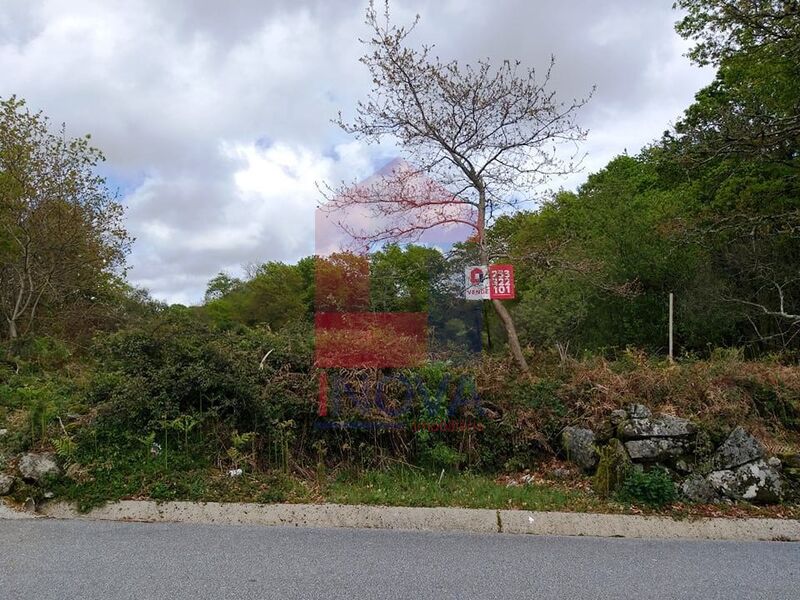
[616,468,677,508]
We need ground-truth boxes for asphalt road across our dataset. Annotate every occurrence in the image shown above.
[1,518,798,599]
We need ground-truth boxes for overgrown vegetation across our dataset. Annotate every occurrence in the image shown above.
[1,0,799,513]
[2,323,799,510]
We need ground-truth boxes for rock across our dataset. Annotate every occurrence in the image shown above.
[681,474,719,503]
[624,438,687,461]
[43,491,54,499]
[675,458,694,475]
[598,409,629,442]
[23,497,36,513]
[618,414,695,439]
[595,422,614,444]
[708,459,783,504]
[0,474,14,495]
[626,404,652,420]
[17,452,61,482]
[0,428,8,437]
[561,427,598,472]
[710,427,764,471]
[609,409,628,425]
[593,439,632,497]
[768,457,782,469]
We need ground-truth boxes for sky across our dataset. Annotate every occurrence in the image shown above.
[0,0,714,305]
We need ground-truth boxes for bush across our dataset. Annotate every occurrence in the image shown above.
[87,313,313,433]
[6,336,72,371]
[616,468,677,508]
[419,438,464,470]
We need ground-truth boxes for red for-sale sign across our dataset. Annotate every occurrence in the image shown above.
[488,264,515,299]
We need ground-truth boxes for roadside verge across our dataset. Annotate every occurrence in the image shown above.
[4,500,792,541]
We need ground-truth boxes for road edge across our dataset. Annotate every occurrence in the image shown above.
[3,499,793,541]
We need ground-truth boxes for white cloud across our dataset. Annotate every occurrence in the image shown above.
[124,139,375,303]
[0,0,714,303]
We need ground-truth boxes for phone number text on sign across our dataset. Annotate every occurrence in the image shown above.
[488,264,515,300]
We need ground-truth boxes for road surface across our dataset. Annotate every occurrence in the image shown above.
[1,518,798,599]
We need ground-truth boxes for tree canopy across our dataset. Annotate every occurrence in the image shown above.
[0,96,131,341]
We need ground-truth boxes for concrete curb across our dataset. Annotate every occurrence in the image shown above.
[40,501,500,534]
[498,509,800,540]
[0,500,35,520]
[24,500,800,542]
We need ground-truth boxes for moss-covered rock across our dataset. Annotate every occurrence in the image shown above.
[778,454,800,470]
[707,459,783,504]
[593,438,632,498]
[779,457,800,501]
[561,427,597,472]
[692,429,716,466]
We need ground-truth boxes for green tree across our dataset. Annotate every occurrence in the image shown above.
[665,1,800,348]
[369,244,446,313]
[671,0,800,165]
[0,96,130,340]
[203,262,308,331]
[204,272,243,303]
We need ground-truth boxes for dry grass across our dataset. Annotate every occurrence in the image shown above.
[476,349,800,453]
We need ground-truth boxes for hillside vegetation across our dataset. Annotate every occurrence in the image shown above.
[1,0,799,512]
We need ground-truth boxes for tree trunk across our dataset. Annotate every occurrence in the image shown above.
[476,187,530,374]
[491,298,530,373]
[8,318,18,340]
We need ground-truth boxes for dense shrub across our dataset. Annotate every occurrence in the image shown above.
[87,312,315,433]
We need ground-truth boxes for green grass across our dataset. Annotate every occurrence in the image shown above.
[326,467,598,511]
[50,451,594,513]
[44,435,313,512]
[51,462,313,512]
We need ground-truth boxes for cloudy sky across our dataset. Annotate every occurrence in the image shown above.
[0,0,713,304]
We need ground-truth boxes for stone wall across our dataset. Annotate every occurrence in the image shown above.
[562,404,797,504]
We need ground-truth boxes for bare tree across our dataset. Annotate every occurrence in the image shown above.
[327,1,592,373]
